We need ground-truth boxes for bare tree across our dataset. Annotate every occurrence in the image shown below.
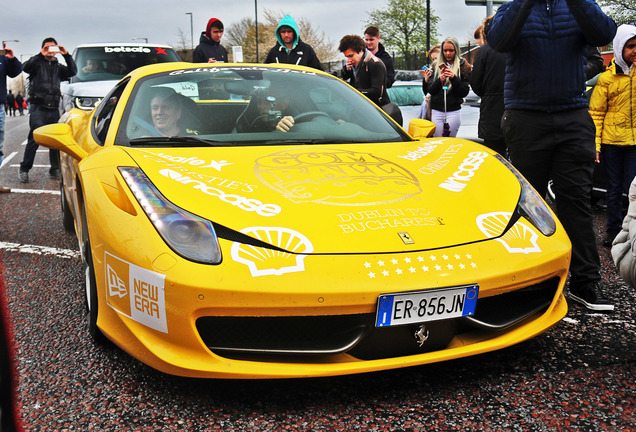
[225,9,338,63]
[599,0,636,27]
[366,0,440,69]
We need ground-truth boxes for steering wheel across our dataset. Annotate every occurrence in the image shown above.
[293,111,331,123]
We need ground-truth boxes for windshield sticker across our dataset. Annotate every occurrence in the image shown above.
[158,168,280,216]
[231,227,313,277]
[105,252,168,333]
[256,147,421,206]
[418,143,464,175]
[363,252,478,279]
[438,151,489,192]
[337,208,444,234]
[477,212,541,254]
[169,67,317,76]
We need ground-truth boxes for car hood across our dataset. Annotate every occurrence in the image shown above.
[61,80,119,97]
[122,140,522,254]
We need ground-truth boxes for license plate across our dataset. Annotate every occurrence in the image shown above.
[375,284,479,327]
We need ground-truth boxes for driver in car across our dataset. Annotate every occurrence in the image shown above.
[235,89,295,133]
[150,87,198,137]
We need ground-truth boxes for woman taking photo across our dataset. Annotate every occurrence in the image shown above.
[422,37,471,137]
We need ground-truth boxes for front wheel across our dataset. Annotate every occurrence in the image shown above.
[60,177,75,233]
[81,206,107,345]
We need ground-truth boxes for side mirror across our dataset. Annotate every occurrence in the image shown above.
[408,119,436,139]
[33,123,88,161]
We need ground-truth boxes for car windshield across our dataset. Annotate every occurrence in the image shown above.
[116,66,411,147]
[71,46,180,83]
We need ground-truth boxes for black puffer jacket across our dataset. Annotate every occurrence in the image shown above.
[23,53,77,109]
[192,33,228,63]
[470,43,506,140]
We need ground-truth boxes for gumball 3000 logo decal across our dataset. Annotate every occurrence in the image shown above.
[255,148,421,206]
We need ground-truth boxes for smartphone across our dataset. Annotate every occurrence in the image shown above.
[0,49,5,56]
[421,65,429,71]
[48,45,60,53]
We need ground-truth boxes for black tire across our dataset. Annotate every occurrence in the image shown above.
[81,206,107,345]
[60,178,75,233]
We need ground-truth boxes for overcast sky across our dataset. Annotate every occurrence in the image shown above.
[2,0,490,61]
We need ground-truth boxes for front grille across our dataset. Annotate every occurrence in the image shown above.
[196,277,561,362]
[465,278,559,329]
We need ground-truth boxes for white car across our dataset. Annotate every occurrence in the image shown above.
[61,43,181,112]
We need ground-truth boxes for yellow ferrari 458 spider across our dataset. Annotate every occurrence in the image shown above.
[34,62,571,379]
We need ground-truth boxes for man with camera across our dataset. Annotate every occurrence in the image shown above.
[19,37,77,183]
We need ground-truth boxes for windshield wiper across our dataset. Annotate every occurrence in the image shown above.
[129,136,228,147]
[261,138,337,145]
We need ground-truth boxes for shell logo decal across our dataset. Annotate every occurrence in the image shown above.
[255,148,421,206]
[476,212,541,254]
[231,227,314,277]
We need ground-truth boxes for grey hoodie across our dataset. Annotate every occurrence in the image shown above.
[613,24,636,74]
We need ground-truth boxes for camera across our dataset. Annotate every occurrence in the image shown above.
[0,49,5,56]
[48,45,60,53]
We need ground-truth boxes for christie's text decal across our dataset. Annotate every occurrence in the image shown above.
[159,168,281,217]
[105,252,167,333]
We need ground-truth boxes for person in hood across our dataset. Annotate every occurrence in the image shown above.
[589,24,636,248]
[193,18,228,63]
[264,15,323,71]
[488,0,617,312]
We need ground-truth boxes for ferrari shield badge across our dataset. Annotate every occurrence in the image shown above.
[398,232,415,245]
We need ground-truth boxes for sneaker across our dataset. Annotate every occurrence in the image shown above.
[0,185,10,193]
[18,171,29,183]
[569,282,614,311]
[49,168,60,179]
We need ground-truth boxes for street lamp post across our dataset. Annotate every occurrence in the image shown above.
[186,12,194,51]
[255,0,259,62]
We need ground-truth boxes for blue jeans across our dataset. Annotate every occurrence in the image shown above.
[20,105,60,173]
[601,144,636,238]
[0,109,5,165]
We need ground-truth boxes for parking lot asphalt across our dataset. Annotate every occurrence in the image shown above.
[0,114,633,431]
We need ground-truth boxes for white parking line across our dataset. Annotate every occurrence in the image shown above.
[1,151,17,169]
[9,188,60,195]
[0,241,80,259]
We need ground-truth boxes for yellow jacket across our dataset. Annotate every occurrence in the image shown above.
[589,60,636,152]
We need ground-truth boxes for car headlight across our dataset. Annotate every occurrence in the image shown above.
[494,154,556,236]
[74,96,102,110]
[119,167,222,264]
